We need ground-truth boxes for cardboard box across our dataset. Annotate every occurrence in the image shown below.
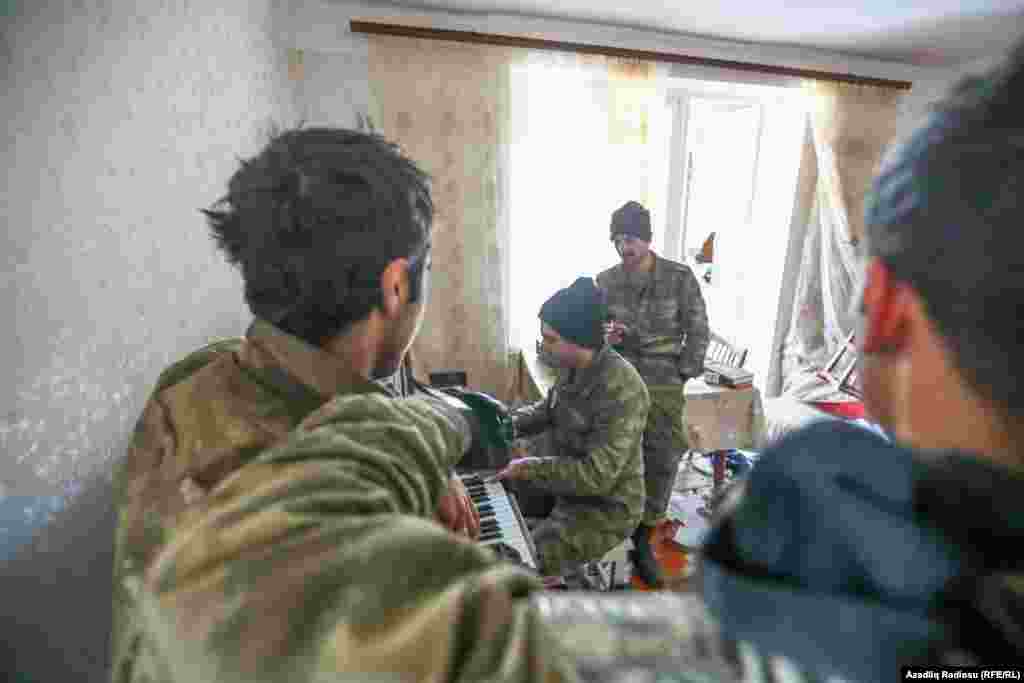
[684,379,763,451]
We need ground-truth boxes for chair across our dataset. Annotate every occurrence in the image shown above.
[819,331,862,399]
[705,331,748,369]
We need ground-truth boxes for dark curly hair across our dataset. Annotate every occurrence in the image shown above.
[203,126,433,346]
[865,35,1024,423]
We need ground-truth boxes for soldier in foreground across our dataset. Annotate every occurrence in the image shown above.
[493,277,649,578]
[596,201,709,588]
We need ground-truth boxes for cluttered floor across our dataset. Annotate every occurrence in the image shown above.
[545,448,759,593]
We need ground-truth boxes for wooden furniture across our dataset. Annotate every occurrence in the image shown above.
[819,331,862,399]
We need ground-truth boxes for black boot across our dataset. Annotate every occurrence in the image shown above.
[629,524,663,588]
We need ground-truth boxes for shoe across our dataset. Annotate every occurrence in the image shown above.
[630,524,664,589]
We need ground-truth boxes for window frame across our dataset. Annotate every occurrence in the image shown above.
[662,89,765,264]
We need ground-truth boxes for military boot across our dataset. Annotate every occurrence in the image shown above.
[629,523,664,588]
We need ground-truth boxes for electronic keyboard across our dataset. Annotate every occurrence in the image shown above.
[458,471,539,571]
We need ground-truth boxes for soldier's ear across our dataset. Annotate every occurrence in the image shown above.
[860,259,912,355]
[379,258,411,318]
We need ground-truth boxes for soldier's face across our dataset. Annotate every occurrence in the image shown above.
[539,322,576,368]
[613,235,650,268]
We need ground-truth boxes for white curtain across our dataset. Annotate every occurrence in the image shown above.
[508,51,670,350]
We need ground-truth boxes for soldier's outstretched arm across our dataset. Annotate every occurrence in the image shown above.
[519,379,650,496]
[121,394,577,683]
[511,392,554,438]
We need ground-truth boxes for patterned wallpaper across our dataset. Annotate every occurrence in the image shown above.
[368,36,517,400]
[806,81,904,245]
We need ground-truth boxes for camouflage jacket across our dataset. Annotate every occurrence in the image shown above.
[597,252,709,385]
[109,319,494,680]
[111,319,812,682]
[509,346,649,526]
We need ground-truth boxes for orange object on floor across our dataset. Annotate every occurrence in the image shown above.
[630,519,691,591]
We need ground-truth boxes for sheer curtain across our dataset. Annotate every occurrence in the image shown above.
[508,51,669,351]
[780,81,905,399]
[367,35,516,399]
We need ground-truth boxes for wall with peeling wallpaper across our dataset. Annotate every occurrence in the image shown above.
[2,0,305,500]
[1,2,381,676]
[0,1,310,676]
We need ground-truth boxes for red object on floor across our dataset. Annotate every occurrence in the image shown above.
[630,520,689,591]
[812,400,866,420]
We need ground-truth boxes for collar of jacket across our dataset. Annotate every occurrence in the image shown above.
[558,345,615,399]
[912,451,1024,571]
[244,319,391,407]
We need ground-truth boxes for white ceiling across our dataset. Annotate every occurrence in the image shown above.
[374,0,1024,66]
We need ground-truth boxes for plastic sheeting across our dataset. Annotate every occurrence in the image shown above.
[780,82,904,401]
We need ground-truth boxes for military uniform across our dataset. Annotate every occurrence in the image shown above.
[111,318,817,682]
[509,346,649,576]
[109,318,510,681]
[597,252,709,524]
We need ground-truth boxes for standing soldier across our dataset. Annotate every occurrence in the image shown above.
[597,200,709,587]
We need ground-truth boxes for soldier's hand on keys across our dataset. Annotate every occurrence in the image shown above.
[494,457,540,481]
[437,474,480,539]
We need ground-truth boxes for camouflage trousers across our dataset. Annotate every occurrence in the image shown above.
[642,384,689,525]
[508,479,637,577]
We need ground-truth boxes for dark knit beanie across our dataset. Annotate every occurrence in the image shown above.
[539,277,607,350]
[610,201,652,242]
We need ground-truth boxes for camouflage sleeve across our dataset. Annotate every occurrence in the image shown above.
[534,592,819,683]
[121,394,578,683]
[678,267,709,379]
[524,380,649,496]
[111,395,177,682]
[512,394,553,438]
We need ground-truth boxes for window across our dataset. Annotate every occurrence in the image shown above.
[664,81,807,389]
[509,63,807,393]
[678,97,762,262]
[507,55,670,351]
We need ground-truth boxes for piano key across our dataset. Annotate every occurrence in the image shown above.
[458,471,538,570]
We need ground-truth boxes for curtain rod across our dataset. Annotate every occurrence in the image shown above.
[350,20,913,90]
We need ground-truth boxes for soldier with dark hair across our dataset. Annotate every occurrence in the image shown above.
[202,127,434,347]
[597,201,710,588]
[110,127,487,680]
[494,277,649,578]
